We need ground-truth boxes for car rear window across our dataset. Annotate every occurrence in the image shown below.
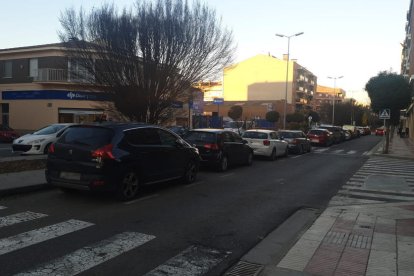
[242,132,268,139]
[279,132,299,138]
[184,131,217,143]
[309,130,326,135]
[59,126,114,148]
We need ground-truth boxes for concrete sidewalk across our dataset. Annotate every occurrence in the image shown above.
[0,155,48,196]
[258,135,414,276]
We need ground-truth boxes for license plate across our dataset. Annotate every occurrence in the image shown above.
[311,139,319,143]
[60,171,81,180]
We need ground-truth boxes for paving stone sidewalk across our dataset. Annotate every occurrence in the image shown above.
[261,135,414,276]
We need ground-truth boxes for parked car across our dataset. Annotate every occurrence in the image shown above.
[183,129,253,171]
[46,123,200,201]
[375,127,386,136]
[307,129,334,146]
[0,125,19,143]
[278,130,312,154]
[12,123,74,154]
[166,125,189,137]
[342,124,360,138]
[343,130,352,141]
[242,129,288,160]
[318,125,343,143]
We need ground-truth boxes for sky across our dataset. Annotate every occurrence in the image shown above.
[0,0,410,104]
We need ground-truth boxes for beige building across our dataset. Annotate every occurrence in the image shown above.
[313,85,346,111]
[222,54,317,112]
[0,43,109,132]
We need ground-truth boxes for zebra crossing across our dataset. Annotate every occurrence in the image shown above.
[329,156,414,206]
[0,206,228,276]
[313,147,369,156]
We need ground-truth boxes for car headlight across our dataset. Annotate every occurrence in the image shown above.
[29,139,46,145]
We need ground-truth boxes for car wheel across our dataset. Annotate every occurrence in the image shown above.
[217,155,228,172]
[269,148,277,161]
[182,160,198,184]
[246,151,253,166]
[283,147,289,157]
[307,144,312,153]
[298,145,304,154]
[43,143,52,154]
[117,171,140,201]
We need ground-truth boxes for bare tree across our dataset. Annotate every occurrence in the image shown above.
[59,0,235,123]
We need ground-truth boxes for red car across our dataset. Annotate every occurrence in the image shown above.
[0,124,19,142]
[307,129,334,147]
[375,127,385,136]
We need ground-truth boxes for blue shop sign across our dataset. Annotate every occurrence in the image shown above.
[2,90,110,101]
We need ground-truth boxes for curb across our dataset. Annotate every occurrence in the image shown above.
[224,208,320,276]
[0,183,53,197]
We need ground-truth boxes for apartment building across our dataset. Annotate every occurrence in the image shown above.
[313,85,346,111]
[222,54,317,112]
[0,43,109,132]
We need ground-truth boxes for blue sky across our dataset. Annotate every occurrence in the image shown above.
[0,0,410,104]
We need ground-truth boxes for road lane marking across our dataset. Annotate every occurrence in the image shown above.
[333,149,344,154]
[0,206,6,210]
[124,194,160,205]
[313,148,329,153]
[16,232,155,276]
[347,150,357,154]
[0,211,47,228]
[0,219,93,255]
[291,155,302,159]
[144,245,229,276]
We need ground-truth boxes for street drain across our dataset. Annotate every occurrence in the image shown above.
[224,261,263,276]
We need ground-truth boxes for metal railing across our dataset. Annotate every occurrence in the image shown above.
[34,68,93,83]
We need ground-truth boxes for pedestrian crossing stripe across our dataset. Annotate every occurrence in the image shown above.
[144,245,229,276]
[0,211,47,228]
[17,232,155,276]
[0,219,93,255]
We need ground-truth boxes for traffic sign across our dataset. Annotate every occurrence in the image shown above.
[379,109,390,119]
[213,98,224,105]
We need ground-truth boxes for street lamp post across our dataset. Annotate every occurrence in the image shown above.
[275,32,304,129]
[327,75,343,125]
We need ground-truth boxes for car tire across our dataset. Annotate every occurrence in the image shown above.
[217,155,228,172]
[307,144,312,153]
[43,143,52,154]
[182,160,198,184]
[269,148,277,161]
[283,147,289,157]
[246,151,253,166]
[298,145,304,154]
[117,171,140,201]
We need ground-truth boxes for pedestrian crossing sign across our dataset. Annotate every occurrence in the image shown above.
[379,109,390,119]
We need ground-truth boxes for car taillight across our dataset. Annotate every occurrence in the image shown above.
[204,143,219,150]
[91,144,115,160]
[48,143,55,153]
[263,140,270,146]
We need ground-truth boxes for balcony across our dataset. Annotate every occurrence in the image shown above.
[34,68,93,83]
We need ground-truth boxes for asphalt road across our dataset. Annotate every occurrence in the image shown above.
[0,135,382,276]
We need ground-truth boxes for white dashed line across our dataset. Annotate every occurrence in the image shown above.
[0,211,47,228]
[0,219,93,255]
[17,232,155,276]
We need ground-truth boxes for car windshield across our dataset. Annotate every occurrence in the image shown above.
[242,132,268,139]
[59,126,114,148]
[278,132,299,138]
[184,131,216,143]
[33,124,67,135]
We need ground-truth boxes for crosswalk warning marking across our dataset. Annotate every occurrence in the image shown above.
[379,109,390,119]
[144,245,230,276]
[0,211,47,228]
[0,219,93,255]
[16,232,155,276]
[347,150,357,155]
